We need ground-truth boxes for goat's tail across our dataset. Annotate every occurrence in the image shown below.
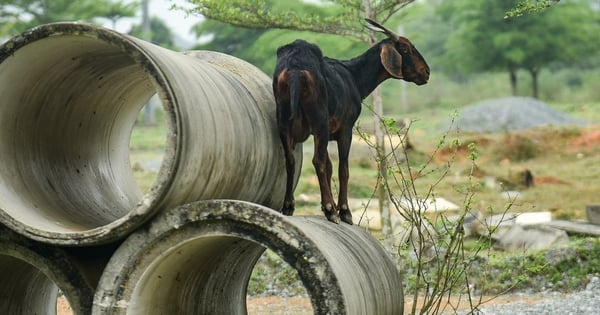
[277,69,315,121]
[287,69,304,121]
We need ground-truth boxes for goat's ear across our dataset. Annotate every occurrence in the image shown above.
[380,43,403,79]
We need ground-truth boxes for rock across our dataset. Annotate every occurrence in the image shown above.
[452,96,587,133]
[545,247,578,266]
[515,211,552,225]
[586,204,600,225]
[544,220,600,236]
[394,196,460,212]
[494,224,569,251]
[586,276,600,291]
[446,211,484,237]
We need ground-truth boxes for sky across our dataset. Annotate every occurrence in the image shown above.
[105,0,204,48]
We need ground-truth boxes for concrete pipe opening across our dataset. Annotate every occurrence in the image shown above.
[0,226,96,315]
[0,23,297,245]
[93,200,403,315]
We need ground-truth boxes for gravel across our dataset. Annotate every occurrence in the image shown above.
[453,96,587,133]
[470,276,600,315]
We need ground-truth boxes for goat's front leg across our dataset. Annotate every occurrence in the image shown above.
[313,136,340,224]
[336,133,353,224]
[279,129,296,216]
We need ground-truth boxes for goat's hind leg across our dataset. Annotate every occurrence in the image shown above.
[336,133,354,224]
[280,132,296,216]
[313,136,340,224]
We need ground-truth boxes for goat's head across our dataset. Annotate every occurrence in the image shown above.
[365,18,430,86]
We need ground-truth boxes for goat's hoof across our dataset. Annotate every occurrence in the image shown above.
[322,203,340,224]
[340,209,353,225]
[282,201,295,216]
[326,212,341,224]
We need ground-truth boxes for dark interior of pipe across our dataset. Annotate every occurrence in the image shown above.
[0,255,60,315]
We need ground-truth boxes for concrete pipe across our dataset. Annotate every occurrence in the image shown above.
[93,200,403,315]
[0,224,104,315]
[0,23,299,245]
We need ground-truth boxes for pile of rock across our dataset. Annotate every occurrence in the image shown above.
[452,96,587,133]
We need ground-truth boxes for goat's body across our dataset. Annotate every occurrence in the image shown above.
[273,32,429,224]
[274,40,366,223]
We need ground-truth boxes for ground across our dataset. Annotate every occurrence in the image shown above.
[57,294,561,314]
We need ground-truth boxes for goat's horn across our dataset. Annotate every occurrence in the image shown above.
[364,18,400,39]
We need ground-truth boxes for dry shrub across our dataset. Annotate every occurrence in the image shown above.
[492,133,540,161]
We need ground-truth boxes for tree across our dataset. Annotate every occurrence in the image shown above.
[130,16,176,50]
[103,0,139,29]
[191,20,266,61]
[0,0,138,37]
[437,0,600,98]
[191,23,365,75]
[188,0,367,74]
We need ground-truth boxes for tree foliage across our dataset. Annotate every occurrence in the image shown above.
[506,0,560,18]
[185,0,415,41]
[192,22,366,75]
[436,0,600,97]
[187,0,416,76]
[0,0,138,37]
[130,16,176,50]
[192,20,266,56]
[102,1,139,29]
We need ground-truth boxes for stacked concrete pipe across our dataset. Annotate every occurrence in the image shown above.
[93,200,404,315]
[0,224,100,314]
[0,23,404,314]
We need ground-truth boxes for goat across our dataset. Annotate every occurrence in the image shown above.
[273,18,430,224]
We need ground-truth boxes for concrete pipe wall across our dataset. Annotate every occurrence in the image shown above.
[93,200,404,315]
[0,23,299,246]
[0,224,102,314]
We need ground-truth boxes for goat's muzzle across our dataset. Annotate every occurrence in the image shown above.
[415,67,430,85]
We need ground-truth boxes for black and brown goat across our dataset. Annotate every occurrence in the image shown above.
[273,18,430,224]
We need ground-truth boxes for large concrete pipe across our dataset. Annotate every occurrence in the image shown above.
[93,200,403,315]
[0,23,299,245]
[0,224,105,315]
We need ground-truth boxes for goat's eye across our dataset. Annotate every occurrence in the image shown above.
[397,46,408,54]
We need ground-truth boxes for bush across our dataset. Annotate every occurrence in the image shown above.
[492,133,540,161]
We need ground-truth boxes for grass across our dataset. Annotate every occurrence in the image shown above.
[294,124,600,221]
[129,112,168,192]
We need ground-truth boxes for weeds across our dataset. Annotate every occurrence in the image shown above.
[356,109,522,314]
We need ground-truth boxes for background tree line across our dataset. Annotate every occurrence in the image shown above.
[0,0,176,48]
[189,0,600,100]
[2,0,599,105]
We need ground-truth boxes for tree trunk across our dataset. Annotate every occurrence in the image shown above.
[373,87,392,246]
[365,0,392,249]
[529,68,539,99]
[509,69,517,96]
[142,0,155,125]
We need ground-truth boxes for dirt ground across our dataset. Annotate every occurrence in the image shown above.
[57,294,553,314]
[56,296,313,315]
